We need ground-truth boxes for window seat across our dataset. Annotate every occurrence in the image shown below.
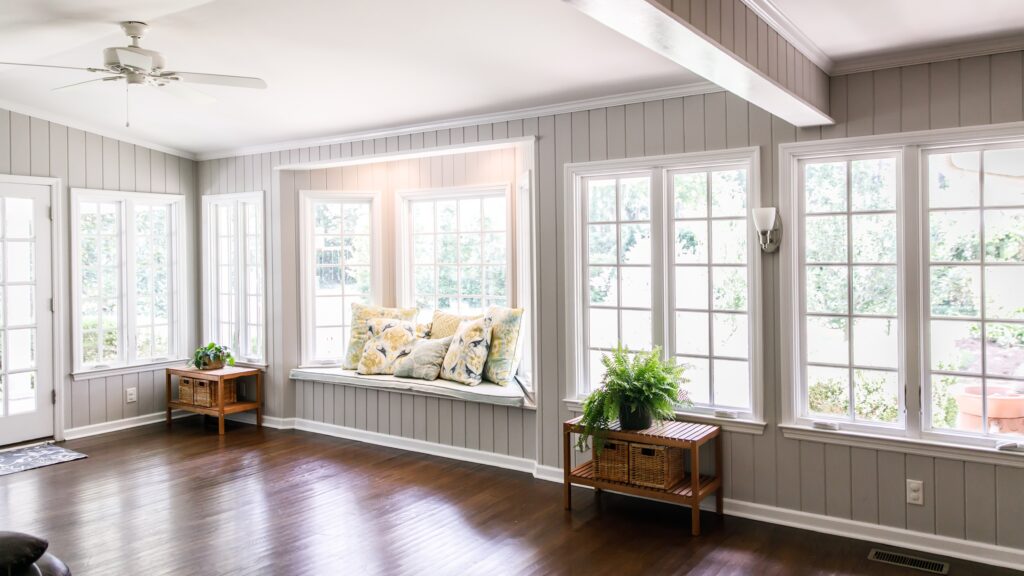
[289,368,528,408]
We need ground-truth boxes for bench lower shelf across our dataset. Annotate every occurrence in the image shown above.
[167,400,261,417]
[569,460,721,505]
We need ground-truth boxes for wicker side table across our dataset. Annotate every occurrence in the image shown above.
[165,365,262,435]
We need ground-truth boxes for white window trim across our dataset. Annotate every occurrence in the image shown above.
[201,191,267,364]
[394,183,515,312]
[298,189,383,367]
[562,147,765,425]
[779,119,1024,462]
[70,188,188,375]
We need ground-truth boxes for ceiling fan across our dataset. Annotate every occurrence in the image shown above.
[0,21,268,127]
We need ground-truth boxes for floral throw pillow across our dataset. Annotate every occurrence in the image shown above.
[394,336,453,381]
[440,317,493,386]
[483,306,525,385]
[343,303,418,369]
[357,318,417,375]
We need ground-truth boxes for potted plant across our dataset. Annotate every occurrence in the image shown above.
[190,342,236,370]
[575,345,689,454]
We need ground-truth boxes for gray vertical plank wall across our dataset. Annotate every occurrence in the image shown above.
[0,106,199,431]
[196,50,1024,551]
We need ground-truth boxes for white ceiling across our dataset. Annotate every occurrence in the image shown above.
[771,0,1024,63]
[0,0,703,156]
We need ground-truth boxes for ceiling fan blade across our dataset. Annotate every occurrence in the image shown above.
[0,61,104,73]
[161,82,217,105]
[167,71,267,89]
[52,76,123,92]
[114,48,153,73]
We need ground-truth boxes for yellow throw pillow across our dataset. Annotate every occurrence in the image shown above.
[429,310,483,340]
[483,306,525,385]
[357,318,417,375]
[440,317,493,385]
[343,303,418,369]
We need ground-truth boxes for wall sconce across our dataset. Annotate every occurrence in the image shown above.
[752,207,781,253]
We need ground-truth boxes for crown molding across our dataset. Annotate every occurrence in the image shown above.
[0,97,196,160]
[830,33,1024,76]
[195,81,723,161]
[740,0,834,73]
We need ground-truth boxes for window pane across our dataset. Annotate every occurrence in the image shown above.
[674,221,707,263]
[459,198,482,232]
[588,179,616,222]
[315,327,345,359]
[713,359,750,408]
[413,235,433,263]
[620,223,651,264]
[929,152,979,208]
[930,374,978,431]
[588,224,617,264]
[930,266,981,317]
[678,356,710,404]
[589,308,618,349]
[711,219,746,264]
[620,267,651,308]
[930,320,982,373]
[5,198,33,239]
[712,267,747,312]
[675,311,709,355]
[851,158,896,211]
[6,372,36,415]
[711,170,747,217]
[852,266,897,316]
[438,234,458,264]
[984,210,1024,262]
[7,242,33,283]
[806,316,849,365]
[589,267,617,306]
[806,266,847,314]
[674,173,707,218]
[589,350,608,389]
[619,177,650,221]
[344,235,371,264]
[984,323,1024,378]
[8,328,35,371]
[482,196,506,231]
[805,162,846,213]
[437,200,457,233]
[852,318,898,369]
[852,213,896,263]
[675,267,708,310]
[808,365,850,418]
[930,210,980,262]
[986,380,1024,437]
[985,266,1024,320]
[713,313,748,358]
[620,310,652,350]
[458,233,481,264]
[342,203,370,234]
[805,216,848,263]
[854,369,899,423]
[411,201,433,233]
[983,148,1024,206]
[6,285,33,326]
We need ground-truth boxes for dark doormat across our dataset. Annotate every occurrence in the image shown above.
[0,443,87,476]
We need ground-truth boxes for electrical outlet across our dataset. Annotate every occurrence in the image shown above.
[125,387,137,403]
[906,479,924,505]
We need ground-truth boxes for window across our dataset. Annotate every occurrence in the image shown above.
[782,129,1024,449]
[798,155,902,429]
[400,187,511,324]
[566,149,762,420]
[203,192,265,364]
[299,191,378,365]
[72,189,186,372]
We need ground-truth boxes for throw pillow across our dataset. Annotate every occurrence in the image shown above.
[0,531,48,569]
[440,317,493,385]
[343,303,418,369]
[483,306,525,385]
[394,336,453,381]
[429,309,483,339]
[357,318,417,375]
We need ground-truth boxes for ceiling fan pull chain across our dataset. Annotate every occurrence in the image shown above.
[125,82,130,128]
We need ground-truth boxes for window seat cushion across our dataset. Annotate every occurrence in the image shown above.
[289,368,526,408]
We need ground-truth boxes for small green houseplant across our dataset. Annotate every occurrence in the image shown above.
[190,342,235,370]
[576,346,689,454]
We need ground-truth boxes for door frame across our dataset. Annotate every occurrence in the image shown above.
[0,174,64,442]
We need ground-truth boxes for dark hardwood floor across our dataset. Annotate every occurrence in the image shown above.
[0,417,1012,575]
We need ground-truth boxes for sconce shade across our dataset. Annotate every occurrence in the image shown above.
[752,207,778,232]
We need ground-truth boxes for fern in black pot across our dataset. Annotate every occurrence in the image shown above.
[575,346,689,454]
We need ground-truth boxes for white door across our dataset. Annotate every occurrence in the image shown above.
[0,182,53,446]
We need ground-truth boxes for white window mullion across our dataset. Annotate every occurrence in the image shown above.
[122,200,136,365]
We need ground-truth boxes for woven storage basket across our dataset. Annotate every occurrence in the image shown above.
[593,439,630,483]
[629,443,684,489]
[192,380,238,408]
[178,378,195,405]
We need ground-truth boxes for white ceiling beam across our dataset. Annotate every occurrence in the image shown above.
[565,0,833,128]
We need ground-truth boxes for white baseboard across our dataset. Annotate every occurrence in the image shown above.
[533,464,564,483]
[223,412,295,430]
[723,499,1024,571]
[293,418,538,475]
[63,410,194,440]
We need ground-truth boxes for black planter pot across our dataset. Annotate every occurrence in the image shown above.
[618,404,653,430]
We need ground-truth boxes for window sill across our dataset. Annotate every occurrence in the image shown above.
[562,398,767,435]
[290,368,533,409]
[779,424,1024,468]
[71,359,190,382]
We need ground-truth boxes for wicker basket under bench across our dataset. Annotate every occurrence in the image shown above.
[563,416,722,536]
